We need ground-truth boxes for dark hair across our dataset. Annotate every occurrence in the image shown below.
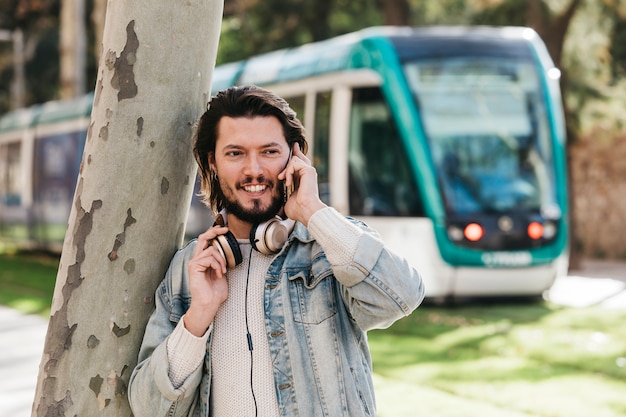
[193,85,308,212]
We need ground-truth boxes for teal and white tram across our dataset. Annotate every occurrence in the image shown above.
[0,26,569,298]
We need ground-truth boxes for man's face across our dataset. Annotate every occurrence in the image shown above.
[211,115,291,225]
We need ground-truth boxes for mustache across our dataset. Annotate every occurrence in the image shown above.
[237,176,275,189]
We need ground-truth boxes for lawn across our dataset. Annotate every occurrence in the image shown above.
[2,252,626,417]
[0,251,59,316]
[370,300,626,417]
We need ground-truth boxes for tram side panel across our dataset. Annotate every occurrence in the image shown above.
[0,124,212,251]
[0,139,29,242]
[31,129,86,250]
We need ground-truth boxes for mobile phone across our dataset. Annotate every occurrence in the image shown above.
[283,147,294,203]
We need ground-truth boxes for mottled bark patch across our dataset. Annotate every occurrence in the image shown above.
[110,20,139,101]
[36,196,102,417]
[36,390,73,417]
[98,123,108,141]
[89,374,111,410]
[87,120,94,143]
[87,335,100,349]
[108,208,137,261]
[136,117,144,136]
[111,322,131,337]
[110,366,129,396]
[161,177,170,195]
[89,367,128,410]
[123,258,136,274]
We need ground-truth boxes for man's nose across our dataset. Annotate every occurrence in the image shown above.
[243,154,262,176]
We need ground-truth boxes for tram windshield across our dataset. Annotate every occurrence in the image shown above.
[404,57,559,217]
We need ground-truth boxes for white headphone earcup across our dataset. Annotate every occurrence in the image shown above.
[251,217,295,254]
[212,231,243,268]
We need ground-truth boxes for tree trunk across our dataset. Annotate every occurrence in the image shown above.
[59,0,86,99]
[379,0,411,26]
[32,1,223,416]
[91,0,107,70]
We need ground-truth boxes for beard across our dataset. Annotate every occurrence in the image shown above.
[221,179,285,225]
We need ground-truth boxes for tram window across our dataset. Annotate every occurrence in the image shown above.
[313,91,331,205]
[348,87,423,217]
[0,142,22,206]
[33,131,85,224]
[405,58,558,214]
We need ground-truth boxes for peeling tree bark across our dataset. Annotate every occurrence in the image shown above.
[32,1,224,416]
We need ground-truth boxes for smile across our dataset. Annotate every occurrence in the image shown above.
[243,184,267,193]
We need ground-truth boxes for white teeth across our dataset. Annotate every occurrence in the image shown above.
[244,185,266,193]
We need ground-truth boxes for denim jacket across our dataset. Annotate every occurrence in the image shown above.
[128,218,424,417]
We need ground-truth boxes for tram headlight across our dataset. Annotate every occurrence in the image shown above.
[464,223,484,242]
[527,222,543,240]
[543,221,557,239]
[447,225,464,241]
[547,67,561,80]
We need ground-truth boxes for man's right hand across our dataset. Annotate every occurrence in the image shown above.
[184,226,229,337]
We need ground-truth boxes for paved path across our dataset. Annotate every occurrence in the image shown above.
[1,260,624,417]
[0,306,47,417]
[551,259,626,308]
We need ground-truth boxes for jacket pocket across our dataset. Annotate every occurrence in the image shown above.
[288,256,337,325]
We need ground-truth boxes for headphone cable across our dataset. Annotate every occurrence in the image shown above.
[244,247,258,417]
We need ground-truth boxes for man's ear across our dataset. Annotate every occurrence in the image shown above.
[208,152,216,172]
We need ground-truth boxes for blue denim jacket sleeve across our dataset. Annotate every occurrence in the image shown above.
[307,219,424,331]
[338,230,423,330]
[128,241,206,417]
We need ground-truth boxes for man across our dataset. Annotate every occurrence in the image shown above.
[128,85,424,417]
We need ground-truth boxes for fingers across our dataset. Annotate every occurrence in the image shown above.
[292,142,311,165]
[281,143,313,188]
[196,247,227,275]
[194,226,229,256]
[191,244,227,276]
[192,226,229,275]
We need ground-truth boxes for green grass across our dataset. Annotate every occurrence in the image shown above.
[0,251,59,316]
[2,252,626,416]
[370,301,626,417]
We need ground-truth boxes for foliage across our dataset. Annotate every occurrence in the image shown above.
[0,0,61,111]
[0,0,59,29]
[471,1,531,27]
[217,0,382,65]
[609,15,626,81]
[0,0,98,112]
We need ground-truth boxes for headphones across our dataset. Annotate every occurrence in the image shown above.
[211,215,295,269]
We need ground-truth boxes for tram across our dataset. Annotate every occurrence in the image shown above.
[0,26,569,297]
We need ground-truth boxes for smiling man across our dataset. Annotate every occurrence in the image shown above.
[128,85,425,417]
